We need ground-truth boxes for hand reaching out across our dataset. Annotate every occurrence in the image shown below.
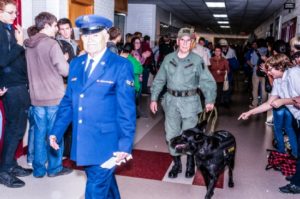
[0,87,8,96]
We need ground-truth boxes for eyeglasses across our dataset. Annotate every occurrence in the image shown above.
[3,10,19,16]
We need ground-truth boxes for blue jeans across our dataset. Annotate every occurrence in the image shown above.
[27,106,34,164]
[32,106,64,177]
[290,120,300,186]
[273,107,298,157]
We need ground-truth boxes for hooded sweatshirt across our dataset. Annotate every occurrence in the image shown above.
[24,33,69,106]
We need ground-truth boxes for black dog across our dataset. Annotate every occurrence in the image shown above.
[170,121,236,199]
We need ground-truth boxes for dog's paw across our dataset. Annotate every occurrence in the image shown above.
[228,182,234,188]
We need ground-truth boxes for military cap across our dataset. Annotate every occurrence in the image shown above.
[75,14,113,35]
[177,28,194,38]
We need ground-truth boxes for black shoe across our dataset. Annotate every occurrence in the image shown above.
[47,167,73,177]
[279,184,300,194]
[185,155,195,178]
[168,156,182,178]
[9,165,32,177]
[0,172,25,188]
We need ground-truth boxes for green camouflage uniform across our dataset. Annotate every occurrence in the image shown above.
[151,51,216,155]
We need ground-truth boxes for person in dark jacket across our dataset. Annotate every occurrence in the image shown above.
[56,18,80,63]
[107,27,121,54]
[0,0,32,188]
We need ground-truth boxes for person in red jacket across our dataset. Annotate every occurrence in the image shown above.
[209,45,230,107]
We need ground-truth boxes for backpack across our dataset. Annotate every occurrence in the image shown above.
[265,149,296,176]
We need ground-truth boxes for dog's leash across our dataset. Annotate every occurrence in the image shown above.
[199,107,218,135]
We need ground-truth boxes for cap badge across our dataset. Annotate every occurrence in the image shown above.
[83,15,90,23]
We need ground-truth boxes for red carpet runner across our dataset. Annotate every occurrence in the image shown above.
[63,149,224,188]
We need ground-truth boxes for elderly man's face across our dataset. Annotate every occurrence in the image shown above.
[177,35,192,54]
[81,30,108,55]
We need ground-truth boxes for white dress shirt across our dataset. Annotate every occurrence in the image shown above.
[85,47,107,77]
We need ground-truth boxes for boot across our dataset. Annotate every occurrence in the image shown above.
[168,156,182,178]
[185,155,195,178]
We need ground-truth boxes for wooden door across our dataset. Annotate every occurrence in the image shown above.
[69,0,94,49]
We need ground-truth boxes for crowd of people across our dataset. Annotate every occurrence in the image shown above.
[0,0,300,197]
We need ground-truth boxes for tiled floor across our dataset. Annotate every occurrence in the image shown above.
[0,85,299,199]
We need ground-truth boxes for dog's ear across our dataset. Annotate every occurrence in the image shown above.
[196,120,207,132]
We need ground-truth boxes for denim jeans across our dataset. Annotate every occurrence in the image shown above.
[273,107,298,157]
[290,120,300,186]
[32,106,63,177]
[0,85,30,172]
[27,106,34,164]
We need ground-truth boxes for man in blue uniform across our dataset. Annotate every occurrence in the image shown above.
[49,14,136,199]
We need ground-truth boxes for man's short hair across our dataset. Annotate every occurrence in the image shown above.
[144,35,150,42]
[35,12,57,31]
[57,18,72,29]
[27,25,39,37]
[0,0,16,10]
[108,27,121,40]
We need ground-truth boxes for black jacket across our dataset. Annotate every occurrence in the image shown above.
[0,21,28,87]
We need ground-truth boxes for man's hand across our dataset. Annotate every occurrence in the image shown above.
[205,103,214,112]
[270,99,284,109]
[113,152,132,165]
[293,97,300,109]
[64,53,69,61]
[49,135,60,150]
[14,24,24,46]
[150,101,158,114]
[238,111,251,120]
[0,87,7,96]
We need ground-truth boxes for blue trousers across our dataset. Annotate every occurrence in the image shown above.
[84,165,120,199]
[32,106,63,177]
[291,120,300,186]
[273,107,298,157]
[27,106,35,164]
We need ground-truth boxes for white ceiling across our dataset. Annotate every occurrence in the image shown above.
[128,0,286,34]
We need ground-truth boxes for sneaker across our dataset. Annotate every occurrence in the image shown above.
[279,183,300,194]
[47,167,73,177]
[9,165,32,177]
[265,121,274,126]
[0,171,25,188]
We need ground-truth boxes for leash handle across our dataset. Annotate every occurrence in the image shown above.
[199,107,218,135]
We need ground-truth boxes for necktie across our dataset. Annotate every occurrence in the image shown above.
[84,59,94,83]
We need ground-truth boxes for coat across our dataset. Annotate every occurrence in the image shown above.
[51,49,136,166]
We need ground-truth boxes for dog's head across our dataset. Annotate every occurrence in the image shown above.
[170,121,207,154]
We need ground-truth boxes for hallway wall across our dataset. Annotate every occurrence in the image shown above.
[255,3,300,39]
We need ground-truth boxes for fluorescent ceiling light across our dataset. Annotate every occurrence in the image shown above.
[220,26,230,28]
[206,2,225,8]
[217,21,229,24]
[213,14,228,18]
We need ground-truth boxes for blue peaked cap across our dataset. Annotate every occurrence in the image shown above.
[75,14,113,35]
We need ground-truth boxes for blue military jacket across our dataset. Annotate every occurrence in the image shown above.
[51,49,136,166]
